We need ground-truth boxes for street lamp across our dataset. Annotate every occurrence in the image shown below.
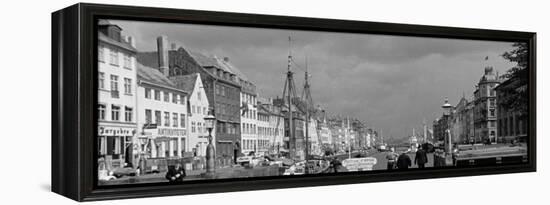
[204,110,216,176]
[442,97,452,153]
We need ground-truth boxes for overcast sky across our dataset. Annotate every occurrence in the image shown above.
[110,19,517,140]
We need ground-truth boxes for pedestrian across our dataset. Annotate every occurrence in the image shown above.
[165,163,186,183]
[330,157,341,173]
[414,146,428,169]
[385,147,399,170]
[396,152,411,170]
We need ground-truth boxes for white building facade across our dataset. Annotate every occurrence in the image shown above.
[136,63,189,160]
[97,20,138,169]
[305,117,321,155]
[258,99,285,155]
[174,73,213,157]
[256,108,270,155]
[240,92,257,155]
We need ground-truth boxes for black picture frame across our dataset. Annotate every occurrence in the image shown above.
[52,3,536,202]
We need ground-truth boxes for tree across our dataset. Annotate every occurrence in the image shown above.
[500,42,529,115]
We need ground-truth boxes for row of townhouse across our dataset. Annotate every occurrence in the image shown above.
[136,35,292,166]
[97,21,211,170]
[99,21,373,167]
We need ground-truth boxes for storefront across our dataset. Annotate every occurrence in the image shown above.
[140,127,187,159]
[97,124,136,169]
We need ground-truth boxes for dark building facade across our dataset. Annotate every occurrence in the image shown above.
[433,116,449,143]
[495,76,528,143]
[449,97,475,144]
[137,36,242,167]
[433,98,452,143]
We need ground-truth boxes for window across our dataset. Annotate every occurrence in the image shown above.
[164,91,170,102]
[154,89,160,101]
[192,122,196,133]
[164,112,170,127]
[98,45,105,62]
[489,99,496,107]
[145,109,152,124]
[180,114,186,128]
[98,72,105,89]
[111,105,120,121]
[155,111,161,125]
[173,113,178,127]
[124,78,132,95]
[179,95,185,105]
[145,88,151,99]
[110,75,119,98]
[125,107,133,122]
[192,105,196,114]
[123,53,131,69]
[197,106,201,115]
[172,94,178,104]
[203,107,207,115]
[98,104,106,120]
[489,109,495,117]
[198,91,202,101]
[109,48,119,66]
[198,122,202,133]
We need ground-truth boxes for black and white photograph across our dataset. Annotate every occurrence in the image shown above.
[96,19,530,185]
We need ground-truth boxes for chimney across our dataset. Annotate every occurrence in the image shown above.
[126,36,135,48]
[223,57,229,62]
[157,36,169,76]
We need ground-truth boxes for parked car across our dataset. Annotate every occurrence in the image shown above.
[112,166,137,178]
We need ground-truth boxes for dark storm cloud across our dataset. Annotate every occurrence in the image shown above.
[110,20,516,139]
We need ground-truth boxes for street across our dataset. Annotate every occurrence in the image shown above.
[370,151,434,170]
[334,150,434,170]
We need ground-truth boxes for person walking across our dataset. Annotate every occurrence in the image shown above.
[330,157,341,173]
[385,147,399,170]
[414,146,428,169]
[396,152,411,170]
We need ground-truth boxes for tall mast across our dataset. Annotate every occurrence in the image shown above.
[304,56,310,173]
[287,36,295,160]
[380,129,383,144]
[423,118,427,143]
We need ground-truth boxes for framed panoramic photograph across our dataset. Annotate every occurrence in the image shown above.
[52,3,536,201]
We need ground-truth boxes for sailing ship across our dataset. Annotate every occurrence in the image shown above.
[272,37,329,174]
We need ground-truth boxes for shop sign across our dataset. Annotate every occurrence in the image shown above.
[158,128,186,136]
[98,126,135,136]
[342,157,377,171]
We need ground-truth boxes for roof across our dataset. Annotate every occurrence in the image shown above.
[169,73,199,94]
[215,57,249,81]
[99,32,137,53]
[257,105,271,115]
[189,51,220,69]
[98,20,122,30]
[190,51,249,82]
[137,63,182,92]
